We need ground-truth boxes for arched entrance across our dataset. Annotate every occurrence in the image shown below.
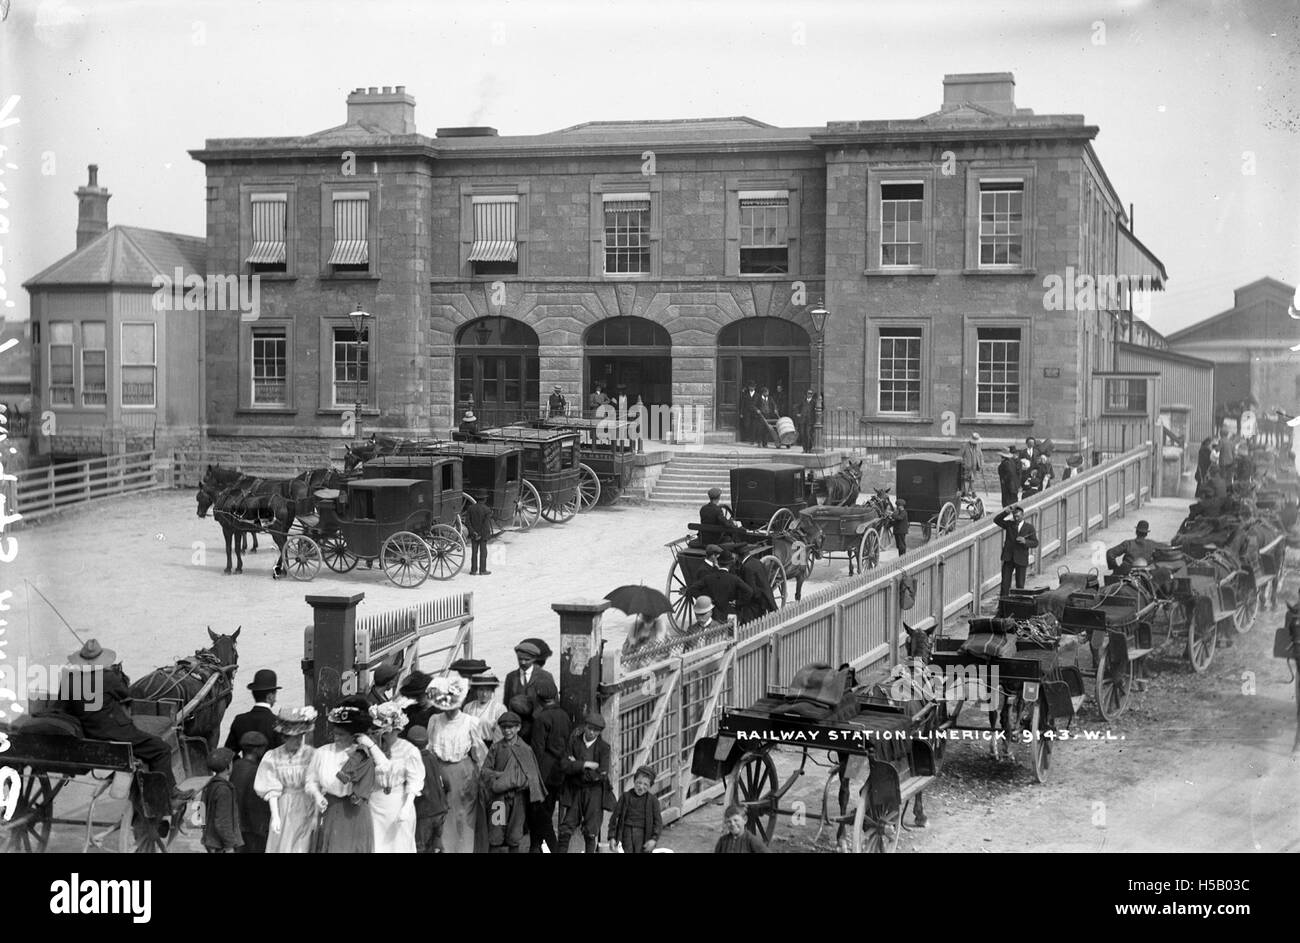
[717,319,811,430]
[584,317,672,420]
[455,317,540,425]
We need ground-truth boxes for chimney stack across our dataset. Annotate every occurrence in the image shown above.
[346,86,417,135]
[75,164,111,249]
[941,73,1017,115]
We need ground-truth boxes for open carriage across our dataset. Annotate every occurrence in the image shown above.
[663,529,796,628]
[283,477,468,587]
[469,426,582,524]
[531,415,635,508]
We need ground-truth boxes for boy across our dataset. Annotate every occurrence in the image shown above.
[608,765,662,853]
[713,804,768,853]
[405,726,447,853]
[231,731,270,853]
[482,712,544,853]
[890,499,909,556]
[529,679,570,853]
[201,747,243,853]
[557,711,610,853]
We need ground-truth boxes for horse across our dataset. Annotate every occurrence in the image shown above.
[1281,601,1300,756]
[342,435,407,473]
[821,458,864,507]
[127,627,240,758]
[202,465,259,554]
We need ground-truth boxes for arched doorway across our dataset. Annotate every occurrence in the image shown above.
[584,317,672,420]
[717,319,811,429]
[455,317,540,425]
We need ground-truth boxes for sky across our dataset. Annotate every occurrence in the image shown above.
[3,0,1299,336]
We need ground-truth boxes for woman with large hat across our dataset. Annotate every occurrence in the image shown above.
[254,706,318,854]
[306,695,391,853]
[462,672,506,745]
[426,676,487,853]
[368,701,424,853]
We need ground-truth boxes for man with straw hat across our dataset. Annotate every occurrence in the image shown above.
[225,668,283,753]
[63,639,186,799]
[960,433,984,497]
[548,384,568,417]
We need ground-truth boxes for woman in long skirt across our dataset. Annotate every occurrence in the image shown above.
[427,676,487,853]
[254,706,319,854]
[369,701,424,853]
[306,695,390,853]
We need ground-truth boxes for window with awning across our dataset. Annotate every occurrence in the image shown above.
[246,193,287,267]
[1117,225,1167,310]
[328,192,370,267]
[469,195,519,264]
[603,193,651,274]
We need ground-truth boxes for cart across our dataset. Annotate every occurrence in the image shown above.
[532,415,635,508]
[729,464,811,529]
[791,504,885,573]
[471,426,583,524]
[895,453,966,538]
[1055,577,1159,720]
[664,532,792,628]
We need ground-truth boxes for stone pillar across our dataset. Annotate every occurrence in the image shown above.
[303,592,366,745]
[553,598,609,726]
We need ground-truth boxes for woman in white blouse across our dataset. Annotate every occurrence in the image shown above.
[426,676,487,854]
[462,673,507,745]
[253,705,318,854]
[369,701,424,853]
[306,695,391,853]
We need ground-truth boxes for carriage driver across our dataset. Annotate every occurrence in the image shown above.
[61,640,190,800]
[1105,520,1168,575]
[698,487,749,547]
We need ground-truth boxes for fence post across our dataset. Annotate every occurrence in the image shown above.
[303,592,366,745]
[82,461,91,502]
[554,598,610,727]
[46,463,55,510]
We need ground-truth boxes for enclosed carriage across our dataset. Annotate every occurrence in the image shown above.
[729,464,810,529]
[531,415,635,508]
[363,443,529,532]
[895,452,970,539]
[469,426,582,524]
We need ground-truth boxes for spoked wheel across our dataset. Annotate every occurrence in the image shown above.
[426,524,467,580]
[852,784,902,854]
[969,497,985,521]
[513,481,541,530]
[1234,589,1258,634]
[858,528,882,570]
[936,501,958,536]
[726,751,779,845]
[575,464,601,512]
[541,489,580,524]
[758,555,788,610]
[0,769,55,852]
[766,507,797,535]
[320,534,358,573]
[665,556,692,629]
[1185,605,1216,673]
[1027,697,1052,783]
[280,535,322,582]
[1095,644,1133,721]
[380,531,432,588]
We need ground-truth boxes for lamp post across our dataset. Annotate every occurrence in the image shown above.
[809,300,830,453]
[347,305,373,441]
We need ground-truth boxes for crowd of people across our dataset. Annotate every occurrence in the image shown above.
[991,435,1083,508]
[737,382,817,452]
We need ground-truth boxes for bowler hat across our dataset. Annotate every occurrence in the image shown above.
[1067,454,1083,467]
[398,670,432,698]
[1136,520,1150,535]
[498,711,521,728]
[247,669,281,692]
[67,639,116,667]
[238,731,269,751]
[583,711,605,730]
[372,662,400,686]
[693,596,714,615]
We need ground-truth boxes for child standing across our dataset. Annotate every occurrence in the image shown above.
[607,765,662,853]
[481,711,544,853]
[201,747,243,853]
[404,725,448,853]
[713,804,768,853]
[556,711,611,853]
[231,731,271,853]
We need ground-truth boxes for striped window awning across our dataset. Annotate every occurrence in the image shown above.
[328,193,370,265]
[469,196,518,263]
[739,189,789,207]
[246,194,287,264]
[603,193,651,213]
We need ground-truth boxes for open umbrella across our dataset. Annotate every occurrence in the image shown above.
[604,585,673,620]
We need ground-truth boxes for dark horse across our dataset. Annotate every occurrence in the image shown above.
[820,458,865,507]
[1280,600,1300,757]
[202,465,258,554]
[127,627,240,758]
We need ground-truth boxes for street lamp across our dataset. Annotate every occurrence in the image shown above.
[808,300,831,452]
[347,305,373,441]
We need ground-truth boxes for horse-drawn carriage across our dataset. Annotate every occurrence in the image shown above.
[663,530,797,628]
[467,426,583,524]
[895,452,978,537]
[363,444,530,534]
[692,665,941,852]
[282,477,468,587]
[531,415,635,509]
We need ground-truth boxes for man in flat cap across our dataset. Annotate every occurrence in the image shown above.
[1106,520,1167,575]
[503,640,557,742]
[557,711,611,853]
[365,661,401,706]
[225,668,283,754]
[699,486,747,547]
[687,545,754,624]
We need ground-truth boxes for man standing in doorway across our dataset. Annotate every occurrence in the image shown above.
[796,388,817,453]
[739,382,758,445]
[548,385,568,418]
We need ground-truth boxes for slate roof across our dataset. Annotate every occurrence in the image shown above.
[24,226,205,289]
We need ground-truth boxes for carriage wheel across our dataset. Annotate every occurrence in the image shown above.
[665,556,693,629]
[726,751,779,844]
[759,555,788,610]
[381,531,432,588]
[1028,697,1052,783]
[1186,605,1216,673]
[426,524,467,581]
[0,769,55,852]
[320,534,359,573]
[936,502,958,536]
[766,507,796,534]
[576,464,601,512]
[513,481,541,530]
[858,528,881,570]
[1234,590,1258,634]
[852,783,903,854]
[969,497,985,521]
[280,535,322,582]
[1095,647,1133,721]
[541,489,580,524]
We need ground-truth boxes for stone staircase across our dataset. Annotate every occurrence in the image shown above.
[647,450,897,507]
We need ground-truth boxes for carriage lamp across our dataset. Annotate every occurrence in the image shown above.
[347,305,374,440]
[809,301,831,453]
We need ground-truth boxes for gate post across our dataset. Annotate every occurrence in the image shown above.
[303,593,366,745]
[553,598,610,726]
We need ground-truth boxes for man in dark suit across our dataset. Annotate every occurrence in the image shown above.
[465,490,494,575]
[997,451,1021,508]
[796,389,817,453]
[503,640,557,742]
[528,679,570,854]
[890,499,910,557]
[699,487,747,547]
[739,383,758,444]
[729,551,777,625]
[224,668,283,753]
[995,505,1038,601]
[687,545,754,623]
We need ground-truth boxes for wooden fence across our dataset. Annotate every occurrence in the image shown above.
[354,592,476,683]
[11,449,168,520]
[171,447,342,487]
[598,442,1156,817]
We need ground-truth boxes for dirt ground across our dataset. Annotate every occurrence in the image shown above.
[9,487,1299,852]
